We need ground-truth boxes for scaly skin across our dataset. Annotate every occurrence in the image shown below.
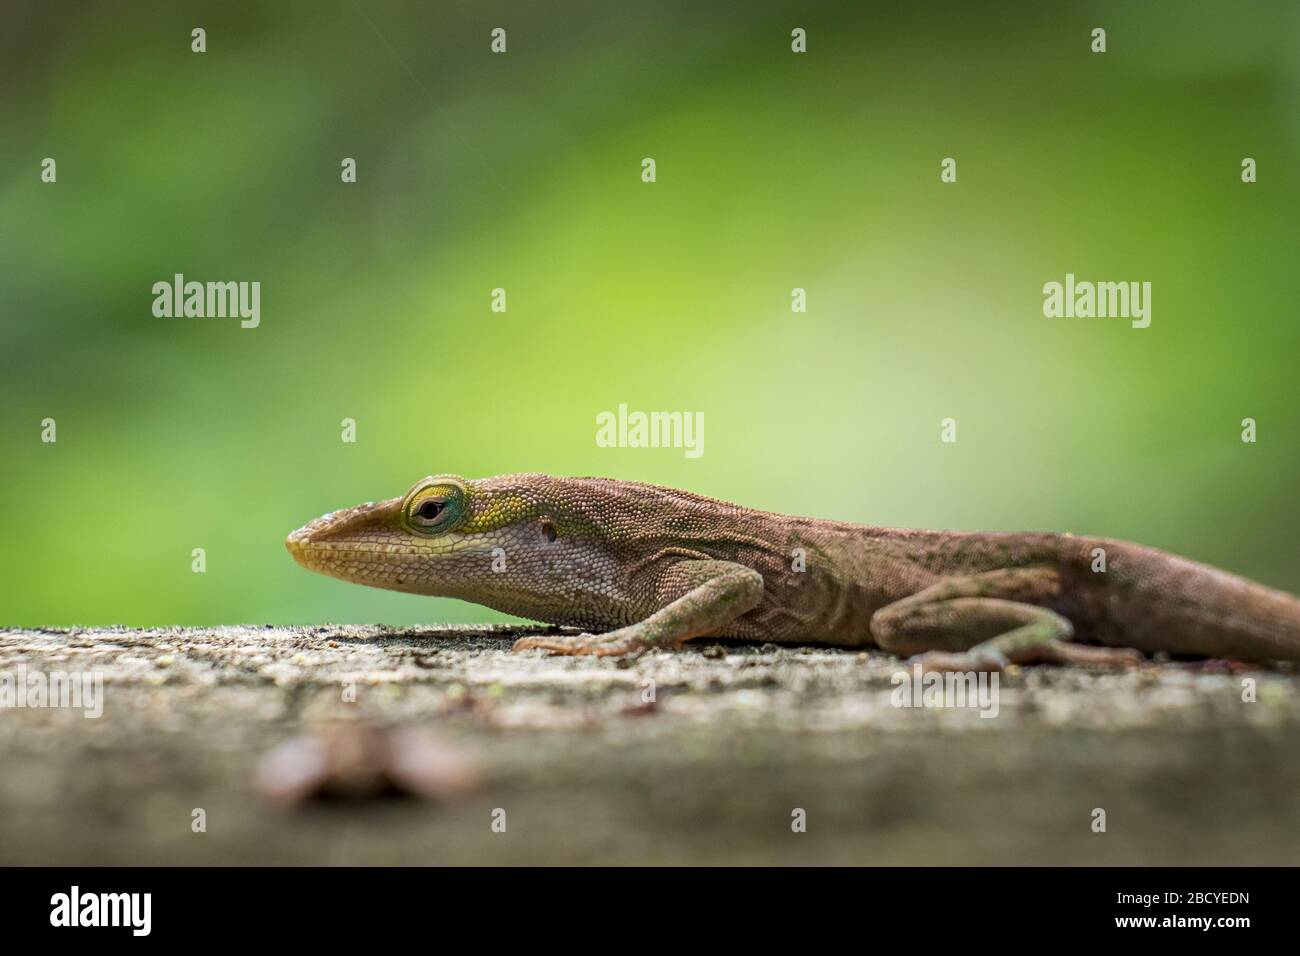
[286,474,1300,670]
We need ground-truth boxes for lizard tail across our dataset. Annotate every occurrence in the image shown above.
[1202,574,1300,662]
[1110,544,1300,663]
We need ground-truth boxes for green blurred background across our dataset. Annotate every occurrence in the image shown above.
[3,1,1298,626]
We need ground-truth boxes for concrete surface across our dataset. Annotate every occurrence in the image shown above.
[2,625,1299,864]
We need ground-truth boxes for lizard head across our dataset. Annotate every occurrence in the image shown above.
[285,474,619,623]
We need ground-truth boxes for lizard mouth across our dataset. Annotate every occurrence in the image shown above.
[285,497,405,574]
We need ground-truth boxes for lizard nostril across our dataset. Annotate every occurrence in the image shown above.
[286,530,311,553]
[541,521,557,543]
[286,526,319,558]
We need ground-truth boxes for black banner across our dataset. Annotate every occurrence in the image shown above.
[0,867,1281,941]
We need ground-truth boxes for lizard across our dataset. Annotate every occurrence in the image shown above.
[285,473,1300,672]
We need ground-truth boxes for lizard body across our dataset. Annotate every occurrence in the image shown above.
[286,474,1300,670]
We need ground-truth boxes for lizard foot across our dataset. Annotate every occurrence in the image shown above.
[1172,657,1250,674]
[906,650,1008,675]
[512,631,653,658]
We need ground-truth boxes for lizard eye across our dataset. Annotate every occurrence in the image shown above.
[401,478,467,533]
[414,500,444,521]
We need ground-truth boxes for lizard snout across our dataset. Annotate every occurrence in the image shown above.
[285,497,404,572]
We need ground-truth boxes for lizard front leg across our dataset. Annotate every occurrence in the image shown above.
[871,566,1145,673]
[512,560,764,657]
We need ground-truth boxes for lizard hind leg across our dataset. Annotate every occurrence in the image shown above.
[870,567,1144,673]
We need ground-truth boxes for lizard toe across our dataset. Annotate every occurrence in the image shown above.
[512,633,603,656]
[907,651,1006,675]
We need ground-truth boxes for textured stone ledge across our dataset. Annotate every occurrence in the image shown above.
[2,625,1298,864]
